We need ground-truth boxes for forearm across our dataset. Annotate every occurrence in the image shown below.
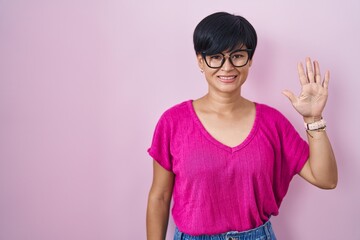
[305,122,338,188]
[146,195,171,240]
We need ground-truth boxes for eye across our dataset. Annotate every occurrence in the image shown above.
[232,54,246,59]
[209,54,223,60]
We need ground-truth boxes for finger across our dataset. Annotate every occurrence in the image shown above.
[314,61,322,84]
[323,70,330,89]
[282,90,297,104]
[297,62,308,85]
[306,57,315,83]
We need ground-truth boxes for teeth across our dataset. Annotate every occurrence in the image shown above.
[219,76,236,80]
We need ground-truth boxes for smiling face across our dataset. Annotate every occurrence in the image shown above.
[193,12,257,96]
[197,47,253,95]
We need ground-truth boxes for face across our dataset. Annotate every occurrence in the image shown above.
[197,47,253,94]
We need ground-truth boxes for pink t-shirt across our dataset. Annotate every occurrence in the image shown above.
[148,100,309,235]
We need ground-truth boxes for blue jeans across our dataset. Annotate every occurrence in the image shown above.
[174,220,277,240]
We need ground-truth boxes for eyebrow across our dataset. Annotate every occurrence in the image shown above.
[218,48,249,55]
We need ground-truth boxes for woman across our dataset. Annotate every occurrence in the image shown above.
[146,12,337,240]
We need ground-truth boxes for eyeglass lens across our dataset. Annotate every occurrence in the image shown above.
[204,50,250,68]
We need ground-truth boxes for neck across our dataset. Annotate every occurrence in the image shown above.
[202,91,247,114]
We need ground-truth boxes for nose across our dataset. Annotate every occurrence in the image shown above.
[221,56,234,71]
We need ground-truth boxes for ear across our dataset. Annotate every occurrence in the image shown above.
[248,58,253,67]
[197,54,205,71]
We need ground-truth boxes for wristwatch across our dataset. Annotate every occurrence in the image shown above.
[304,118,326,131]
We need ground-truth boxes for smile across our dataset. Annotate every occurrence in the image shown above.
[218,75,237,83]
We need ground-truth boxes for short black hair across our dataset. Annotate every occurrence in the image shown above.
[193,12,257,59]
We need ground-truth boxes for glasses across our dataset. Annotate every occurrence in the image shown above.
[201,49,253,69]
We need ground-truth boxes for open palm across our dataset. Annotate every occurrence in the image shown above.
[283,57,329,119]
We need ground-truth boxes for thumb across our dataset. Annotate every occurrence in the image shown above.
[282,90,297,104]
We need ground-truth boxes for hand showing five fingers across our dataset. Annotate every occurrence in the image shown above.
[282,57,330,120]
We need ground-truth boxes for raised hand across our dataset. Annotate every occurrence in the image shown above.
[282,57,330,120]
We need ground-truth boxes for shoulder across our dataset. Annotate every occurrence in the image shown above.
[152,100,194,139]
[163,100,192,116]
[256,103,286,119]
[157,100,193,124]
[256,103,292,128]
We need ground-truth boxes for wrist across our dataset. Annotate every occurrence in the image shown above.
[303,116,322,124]
[304,118,326,131]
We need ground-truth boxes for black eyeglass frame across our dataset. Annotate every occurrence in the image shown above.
[201,49,253,69]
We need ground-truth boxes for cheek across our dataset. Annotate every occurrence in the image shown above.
[239,67,250,77]
[204,70,219,80]
[238,71,249,82]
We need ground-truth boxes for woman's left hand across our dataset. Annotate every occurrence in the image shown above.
[282,57,329,121]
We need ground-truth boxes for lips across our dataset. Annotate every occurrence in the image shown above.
[218,75,237,83]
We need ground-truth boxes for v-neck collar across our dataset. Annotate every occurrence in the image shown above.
[187,100,260,153]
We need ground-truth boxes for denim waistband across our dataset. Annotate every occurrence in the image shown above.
[174,220,276,240]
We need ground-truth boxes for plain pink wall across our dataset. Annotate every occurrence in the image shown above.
[0,0,359,239]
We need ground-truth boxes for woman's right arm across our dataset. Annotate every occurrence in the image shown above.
[146,160,175,240]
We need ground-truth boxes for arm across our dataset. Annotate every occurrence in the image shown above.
[146,160,174,240]
[283,57,338,189]
[299,125,337,189]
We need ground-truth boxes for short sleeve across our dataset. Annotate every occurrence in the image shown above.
[269,110,310,203]
[148,113,173,171]
[278,115,309,178]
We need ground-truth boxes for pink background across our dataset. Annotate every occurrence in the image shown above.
[0,0,359,239]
